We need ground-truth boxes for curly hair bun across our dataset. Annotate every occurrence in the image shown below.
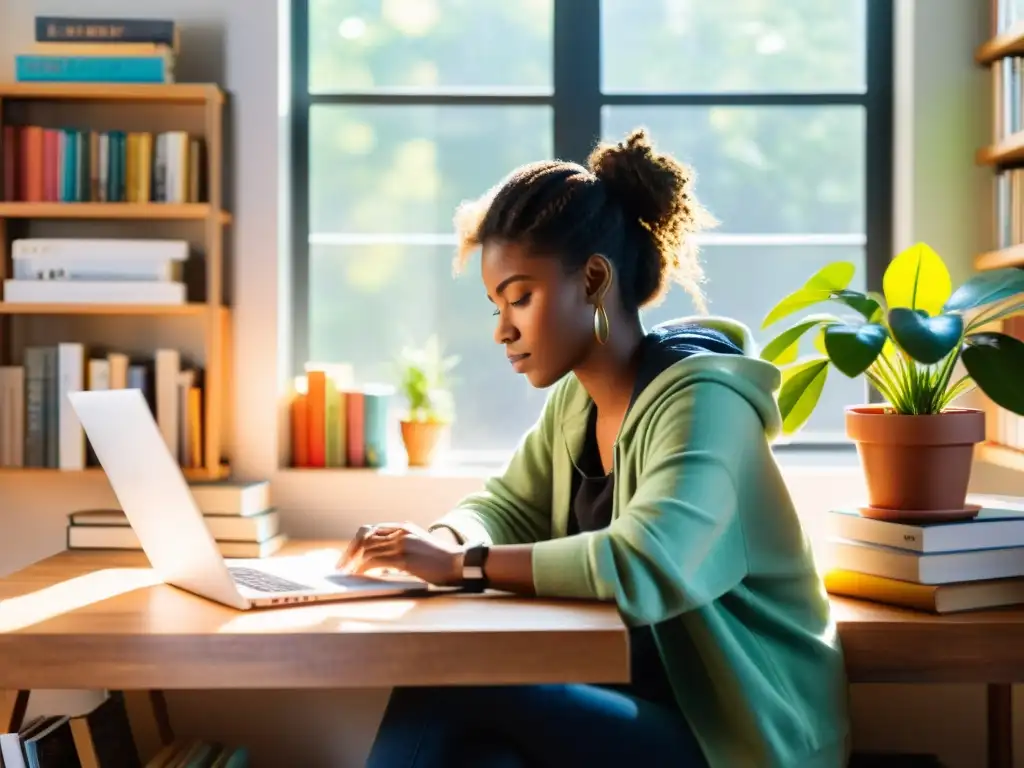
[587,127,716,308]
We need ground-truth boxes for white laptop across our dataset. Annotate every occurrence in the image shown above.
[68,388,430,610]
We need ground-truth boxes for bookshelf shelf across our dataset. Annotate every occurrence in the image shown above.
[976,22,1024,64]
[0,82,223,105]
[976,442,1024,472]
[0,302,226,316]
[975,243,1024,270]
[0,465,230,480]
[976,131,1024,166]
[0,82,231,481]
[0,202,230,222]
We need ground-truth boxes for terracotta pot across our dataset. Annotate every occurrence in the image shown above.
[845,405,986,521]
[400,420,446,467]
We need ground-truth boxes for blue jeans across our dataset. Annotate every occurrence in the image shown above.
[366,683,709,768]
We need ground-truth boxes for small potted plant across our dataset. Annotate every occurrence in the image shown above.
[396,334,459,467]
[761,242,1024,521]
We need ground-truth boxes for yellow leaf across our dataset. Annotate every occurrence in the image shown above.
[882,242,952,316]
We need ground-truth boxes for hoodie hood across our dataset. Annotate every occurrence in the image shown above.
[627,315,783,439]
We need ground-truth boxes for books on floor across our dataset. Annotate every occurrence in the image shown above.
[0,689,250,767]
[66,479,287,559]
[823,493,1024,613]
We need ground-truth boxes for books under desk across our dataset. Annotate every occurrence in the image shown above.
[823,493,1024,613]
[0,343,204,471]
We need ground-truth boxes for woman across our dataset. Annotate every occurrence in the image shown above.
[342,128,850,768]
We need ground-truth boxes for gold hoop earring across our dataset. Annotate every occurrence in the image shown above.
[593,302,610,345]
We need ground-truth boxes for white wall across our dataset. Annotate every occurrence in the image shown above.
[1,0,1022,765]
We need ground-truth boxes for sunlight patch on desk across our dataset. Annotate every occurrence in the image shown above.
[215,599,418,633]
[0,568,161,633]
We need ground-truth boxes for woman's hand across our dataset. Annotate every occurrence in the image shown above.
[339,522,465,587]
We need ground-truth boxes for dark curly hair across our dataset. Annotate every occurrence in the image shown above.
[453,127,716,312]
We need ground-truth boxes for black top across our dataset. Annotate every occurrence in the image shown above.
[567,322,743,708]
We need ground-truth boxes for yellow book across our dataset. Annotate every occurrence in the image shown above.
[825,568,1024,614]
[137,132,153,202]
[324,376,341,467]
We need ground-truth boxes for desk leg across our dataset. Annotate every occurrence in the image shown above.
[1,690,29,733]
[988,683,1013,768]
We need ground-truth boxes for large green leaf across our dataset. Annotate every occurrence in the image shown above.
[762,262,856,328]
[962,332,1024,415]
[882,242,952,317]
[777,358,830,434]
[831,290,883,322]
[888,308,963,364]
[943,267,1024,312]
[823,322,888,377]
[759,313,841,365]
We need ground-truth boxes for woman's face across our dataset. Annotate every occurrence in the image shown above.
[481,239,599,388]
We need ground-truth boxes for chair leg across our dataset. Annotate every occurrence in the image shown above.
[987,683,1013,768]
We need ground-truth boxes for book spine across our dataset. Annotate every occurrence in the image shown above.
[15,54,170,84]
[57,343,85,470]
[35,17,177,47]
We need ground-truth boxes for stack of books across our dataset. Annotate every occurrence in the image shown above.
[15,15,178,84]
[823,494,1024,613]
[66,479,286,558]
[0,690,249,767]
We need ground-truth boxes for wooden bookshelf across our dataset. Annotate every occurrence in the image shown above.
[0,303,223,316]
[976,21,1024,64]
[0,82,231,480]
[975,243,1024,270]
[976,10,1024,471]
[0,465,229,480]
[0,202,230,222]
[0,82,222,105]
[976,131,1024,166]
[976,442,1024,472]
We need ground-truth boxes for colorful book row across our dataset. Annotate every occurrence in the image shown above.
[0,345,202,470]
[291,371,392,468]
[1,124,203,204]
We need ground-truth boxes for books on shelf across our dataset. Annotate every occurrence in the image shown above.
[0,343,204,471]
[290,367,395,469]
[986,316,1024,452]
[0,689,250,767]
[2,237,189,305]
[2,124,204,205]
[15,16,178,84]
[822,493,1024,613]
[66,480,285,559]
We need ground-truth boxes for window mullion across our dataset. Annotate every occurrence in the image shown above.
[553,0,602,164]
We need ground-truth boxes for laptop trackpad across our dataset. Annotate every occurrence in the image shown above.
[324,573,428,591]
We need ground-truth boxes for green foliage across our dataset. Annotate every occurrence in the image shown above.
[761,242,1024,434]
[396,335,460,423]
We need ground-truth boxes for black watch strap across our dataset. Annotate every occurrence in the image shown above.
[461,542,490,593]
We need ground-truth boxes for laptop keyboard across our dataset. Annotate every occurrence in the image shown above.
[228,567,312,593]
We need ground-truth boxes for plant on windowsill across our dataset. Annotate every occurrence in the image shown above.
[760,242,1024,522]
[396,334,459,467]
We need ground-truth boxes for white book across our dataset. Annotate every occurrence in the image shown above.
[827,537,1024,585]
[57,343,85,470]
[69,507,281,543]
[826,493,1024,554]
[3,279,185,304]
[67,525,287,558]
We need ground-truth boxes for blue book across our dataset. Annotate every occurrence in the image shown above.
[362,385,394,468]
[15,54,171,83]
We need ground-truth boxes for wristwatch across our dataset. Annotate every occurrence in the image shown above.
[461,542,490,593]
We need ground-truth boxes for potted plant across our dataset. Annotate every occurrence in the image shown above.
[761,242,1024,521]
[396,334,459,467]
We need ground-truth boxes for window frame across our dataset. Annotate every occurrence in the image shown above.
[289,0,894,452]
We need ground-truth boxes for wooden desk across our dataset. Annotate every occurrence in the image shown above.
[0,544,1020,767]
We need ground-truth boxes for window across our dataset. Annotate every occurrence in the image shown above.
[292,0,893,461]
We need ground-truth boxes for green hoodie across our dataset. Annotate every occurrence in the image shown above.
[430,317,850,768]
